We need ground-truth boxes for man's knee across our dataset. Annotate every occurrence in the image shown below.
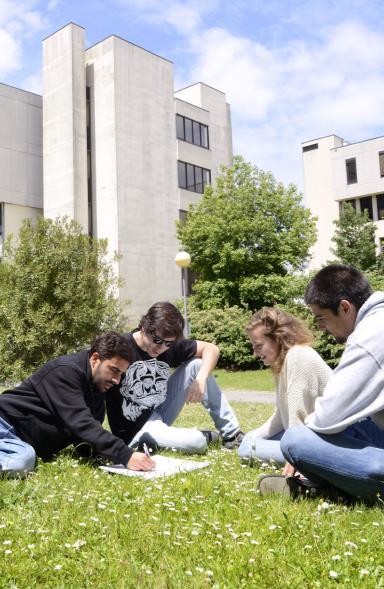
[281,426,311,462]
[1,444,36,476]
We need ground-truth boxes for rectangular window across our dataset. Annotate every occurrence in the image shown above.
[184,118,193,143]
[379,152,384,177]
[200,125,209,148]
[346,158,357,184]
[177,161,187,189]
[176,114,184,140]
[344,199,356,210]
[377,194,384,220]
[175,114,209,149]
[302,143,318,152]
[177,161,211,193]
[360,196,373,220]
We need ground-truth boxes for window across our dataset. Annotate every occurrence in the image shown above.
[360,196,373,220]
[346,158,357,184]
[177,161,211,193]
[302,143,318,152]
[344,199,356,210]
[379,152,384,178]
[176,114,209,148]
[377,194,384,220]
[380,237,384,254]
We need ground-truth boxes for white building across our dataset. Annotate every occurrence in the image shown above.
[0,83,43,256]
[42,23,232,319]
[0,23,233,320]
[302,134,384,269]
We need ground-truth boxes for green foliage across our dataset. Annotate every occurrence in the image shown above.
[188,304,257,369]
[331,203,377,270]
[0,217,124,381]
[177,156,317,309]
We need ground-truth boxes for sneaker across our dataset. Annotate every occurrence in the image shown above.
[200,430,220,445]
[257,474,304,498]
[135,433,159,456]
[222,430,245,450]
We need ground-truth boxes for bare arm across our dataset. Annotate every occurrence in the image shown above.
[186,340,220,403]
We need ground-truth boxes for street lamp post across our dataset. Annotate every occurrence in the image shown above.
[175,251,191,337]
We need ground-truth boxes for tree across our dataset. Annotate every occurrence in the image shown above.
[0,217,124,381]
[331,203,377,270]
[177,156,317,310]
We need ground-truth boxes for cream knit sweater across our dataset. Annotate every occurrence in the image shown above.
[251,345,331,439]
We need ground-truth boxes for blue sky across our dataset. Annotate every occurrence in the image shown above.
[1,0,383,190]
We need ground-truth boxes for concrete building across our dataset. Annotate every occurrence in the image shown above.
[302,134,384,269]
[0,83,43,256]
[42,23,233,319]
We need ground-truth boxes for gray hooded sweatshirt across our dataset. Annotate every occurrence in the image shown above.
[306,291,384,434]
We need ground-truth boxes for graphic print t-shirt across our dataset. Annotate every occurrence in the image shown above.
[106,332,197,443]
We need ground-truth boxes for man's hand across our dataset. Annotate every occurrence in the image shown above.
[127,451,155,471]
[186,379,205,403]
[282,461,297,477]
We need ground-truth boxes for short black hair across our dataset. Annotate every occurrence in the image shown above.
[89,331,134,363]
[138,302,184,339]
[304,264,372,314]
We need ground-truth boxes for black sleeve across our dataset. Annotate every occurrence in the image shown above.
[165,339,197,367]
[38,366,133,466]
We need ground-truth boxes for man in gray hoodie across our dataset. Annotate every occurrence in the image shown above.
[260,264,384,502]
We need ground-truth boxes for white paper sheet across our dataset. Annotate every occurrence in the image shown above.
[99,455,210,479]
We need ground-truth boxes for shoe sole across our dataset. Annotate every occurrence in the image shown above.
[258,475,299,497]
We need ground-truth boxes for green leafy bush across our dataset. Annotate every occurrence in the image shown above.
[188,304,258,369]
[0,217,125,381]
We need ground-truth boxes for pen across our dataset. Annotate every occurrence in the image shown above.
[143,442,151,458]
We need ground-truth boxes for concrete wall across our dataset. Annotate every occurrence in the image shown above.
[331,137,384,200]
[3,202,42,240]
[0,83,42,212]
[43,23,88,229]
[175,83,233,213]
[303,134,384,268]
[302,135,343,269]
[86,36,180,320]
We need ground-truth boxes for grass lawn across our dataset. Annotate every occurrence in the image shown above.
[1,402,383,588]
[213,368,274,391]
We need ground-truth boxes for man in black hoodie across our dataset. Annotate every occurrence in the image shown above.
[0,332,154,476]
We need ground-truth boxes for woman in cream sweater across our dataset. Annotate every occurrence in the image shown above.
[238,307,331,465]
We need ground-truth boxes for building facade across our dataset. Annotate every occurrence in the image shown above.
[42,23,233,319]
[0,23,232,320]
[302,134,384,269]
[0,83,43,256]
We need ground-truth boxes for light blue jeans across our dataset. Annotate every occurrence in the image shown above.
[130,359,240,454]
[281,420,384,501]
[0,416,36,476]
[238,430,285,464]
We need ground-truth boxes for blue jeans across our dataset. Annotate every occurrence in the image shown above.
[238,430,285,464]
[130,359,240,454]
[281,420,384,501]
[0,416,36,476]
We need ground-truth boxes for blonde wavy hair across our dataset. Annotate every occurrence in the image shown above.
[246,307,314,374]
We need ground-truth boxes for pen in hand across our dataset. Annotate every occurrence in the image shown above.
[143,442,152,458]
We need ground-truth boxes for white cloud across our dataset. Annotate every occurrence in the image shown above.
[0,28,20,75]
[178,18,384,187]
[0,0,46,78]
[115,0,218,34]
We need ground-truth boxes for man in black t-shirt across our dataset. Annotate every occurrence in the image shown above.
[106,302,243,453]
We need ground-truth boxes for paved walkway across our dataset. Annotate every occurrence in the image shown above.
[223,390,274,404]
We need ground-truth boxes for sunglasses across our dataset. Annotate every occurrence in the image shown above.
[151,333,176,348]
